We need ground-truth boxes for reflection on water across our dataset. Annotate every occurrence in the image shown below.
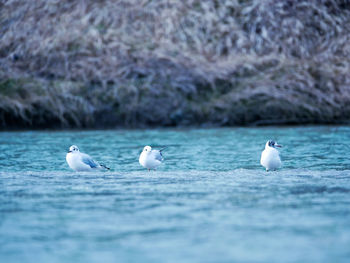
[1,127,350,263]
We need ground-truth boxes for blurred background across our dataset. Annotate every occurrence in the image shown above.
[1,0,350,129]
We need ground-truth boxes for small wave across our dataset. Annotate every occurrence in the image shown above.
[290,185,350,195]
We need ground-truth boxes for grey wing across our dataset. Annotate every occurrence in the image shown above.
[151,150,163,161]
[81,153,99,168]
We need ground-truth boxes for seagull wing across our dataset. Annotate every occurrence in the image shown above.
[81,153,99,168]
[151,150,163,162]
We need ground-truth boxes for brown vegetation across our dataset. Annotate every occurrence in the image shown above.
[1,0,350,128]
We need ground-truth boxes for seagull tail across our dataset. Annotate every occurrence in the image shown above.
[100,164,110,170]
[159,146,168,152]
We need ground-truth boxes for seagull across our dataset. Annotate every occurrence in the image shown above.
[139,146,166,171]
[260,140,282,171]
[66,145,110,172]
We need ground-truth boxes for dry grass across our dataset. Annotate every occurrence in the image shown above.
[1,0,350,128]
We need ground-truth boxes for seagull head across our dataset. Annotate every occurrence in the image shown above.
[68,145,80,153]
[143,146,152,153]
[266,140,282,149]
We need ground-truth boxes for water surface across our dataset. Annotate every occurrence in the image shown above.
[1,127,350,262]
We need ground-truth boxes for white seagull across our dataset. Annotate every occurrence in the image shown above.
[139,146,166,171]
[66,145,110,172]
[260,140,282,171]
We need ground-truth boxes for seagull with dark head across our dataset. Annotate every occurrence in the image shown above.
[260,140,282,171]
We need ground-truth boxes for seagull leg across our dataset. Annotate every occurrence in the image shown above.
[148,169,150,172]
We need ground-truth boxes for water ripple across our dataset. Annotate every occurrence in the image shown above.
[1,128,350,263]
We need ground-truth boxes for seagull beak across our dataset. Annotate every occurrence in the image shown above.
[275,144,282,148]
[68,150,72,153]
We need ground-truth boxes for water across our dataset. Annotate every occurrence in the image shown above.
[1,126,350,263]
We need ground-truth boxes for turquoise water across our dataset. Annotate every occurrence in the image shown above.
[1,127,350,262]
